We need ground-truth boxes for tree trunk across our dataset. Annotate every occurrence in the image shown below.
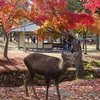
[84,33,87,54]
[23,31,26,52]
[76,44,85,78]
[10,32,12,42]
[82,41,84,49]
[3,33,6,41]
[96,34,99,50]
[1,25,9,59]
[82,34,84,49]
[72,39,85,78]
[4,34,9,59]
[1,25,6,41]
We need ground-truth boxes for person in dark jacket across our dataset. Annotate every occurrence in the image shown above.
[31,36,36,43]
[63,38,67,50]
[67,38,72,51]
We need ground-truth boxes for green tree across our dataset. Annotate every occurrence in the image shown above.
[67,0,84,12]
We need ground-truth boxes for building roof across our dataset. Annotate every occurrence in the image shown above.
[11,23,40,32]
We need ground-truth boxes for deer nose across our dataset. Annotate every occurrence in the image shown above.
[73,64,75,67]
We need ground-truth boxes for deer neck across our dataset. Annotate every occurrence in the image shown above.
[63,62,69,72]
[58,58,64,69]
[59,59,70,73]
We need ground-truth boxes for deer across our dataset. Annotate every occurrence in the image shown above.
[24,52,79,100]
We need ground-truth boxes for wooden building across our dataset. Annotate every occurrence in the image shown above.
[11,23,53,50]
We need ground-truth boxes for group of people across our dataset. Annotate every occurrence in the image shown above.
[63,38,72,51]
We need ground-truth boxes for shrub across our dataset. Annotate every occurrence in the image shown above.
[83,61,100,69]
[0,68,99,87]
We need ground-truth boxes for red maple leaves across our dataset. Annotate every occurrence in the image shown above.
[83,0,100,12]
[30,0,94,31]
[79,14,94,26]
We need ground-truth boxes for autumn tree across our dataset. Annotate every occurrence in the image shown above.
[88,13,100,50]
[83,0,100,13]
[0,0,95,78]
[83,0,100,50]
[0,0,29,59]
[22,0,94,78]
[74,10,94,54]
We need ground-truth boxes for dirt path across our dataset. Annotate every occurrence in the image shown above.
[0,37,100,60]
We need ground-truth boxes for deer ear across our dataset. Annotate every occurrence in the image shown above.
[73,52,79,58]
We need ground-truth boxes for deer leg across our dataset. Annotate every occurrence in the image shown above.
[54,78,61,100]
[24,72,32,97]
[24,72,39,99]
[45,77,50,100]
[31,78,39,100]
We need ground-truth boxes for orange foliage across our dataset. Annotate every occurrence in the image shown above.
[13,9,29,19]
[29,0,95,35]
[12,24,19,28]
[88,13,100,34]
[0,0,29,34]
[6,0,27,5]
[2,13,11,33]
[75,10,95,33]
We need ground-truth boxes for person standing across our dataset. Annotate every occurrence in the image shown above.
[63,38,67,50]
[67,38,72,51]
[31,36,36,43]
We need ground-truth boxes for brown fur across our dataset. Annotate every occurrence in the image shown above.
[24,52,77,100]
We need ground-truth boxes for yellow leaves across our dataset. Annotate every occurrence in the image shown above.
[74,10,79,14]
[81,10,86,14]
[44,21,52,27]
[37,27,46,35]
[74,10,86,14]
[51,34,60,39]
